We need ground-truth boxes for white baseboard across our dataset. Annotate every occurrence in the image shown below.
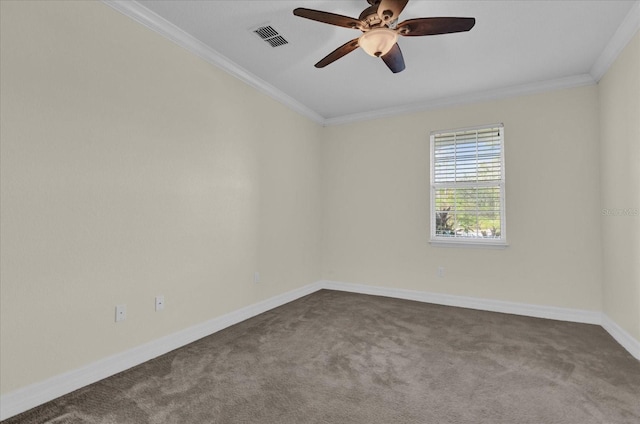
[320,280,603,324]
[0,281,324,421]
[601,313,640,360]
[3,279,638,420]
[320,280,640,361]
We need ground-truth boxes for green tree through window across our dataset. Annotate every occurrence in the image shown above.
[430,125,506,245]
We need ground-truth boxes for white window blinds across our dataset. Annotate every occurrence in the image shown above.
[430,124,506,244]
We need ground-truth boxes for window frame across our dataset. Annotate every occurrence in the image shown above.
[429,123,508,248]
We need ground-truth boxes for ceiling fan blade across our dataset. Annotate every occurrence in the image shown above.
[381,43,405,73]
[315,38,360,68]
[293,8,362,30]
[377,0,409,23]
[397,17,476,36]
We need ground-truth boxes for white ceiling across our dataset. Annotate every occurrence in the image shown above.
[111,0,638,124]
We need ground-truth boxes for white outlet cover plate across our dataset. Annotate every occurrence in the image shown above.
[155,296,165,311]
[115,305,127,322]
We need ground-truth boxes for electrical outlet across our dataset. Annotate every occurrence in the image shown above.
[254,272,260,284]
[155,296,165,311]
[115,304,127,322]
[437,267,445,278]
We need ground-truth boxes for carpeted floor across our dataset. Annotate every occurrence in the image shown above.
[4,289,640,423]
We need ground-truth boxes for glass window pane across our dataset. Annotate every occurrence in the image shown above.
[431,125,504,243]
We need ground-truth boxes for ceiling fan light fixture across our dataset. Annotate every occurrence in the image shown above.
[293,1,476,72]
[359,28,398,57]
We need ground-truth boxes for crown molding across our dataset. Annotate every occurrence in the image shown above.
[323,74,596,126]
[101,0,325,125]
[103,0,634,128]
[590,0,640,81]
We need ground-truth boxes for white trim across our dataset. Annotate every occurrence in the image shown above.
[429,240,509,249]
[99,0,628,128]
[590,1,640,81]
[601,313,640,360]
[0,281,324,421]
[321,280,640,360]
[100,0,636,127]
[320,280,602,325]
[323,74,596,126]
[429,122,505,136]
[100,1,325,125]
[3,280,638,420]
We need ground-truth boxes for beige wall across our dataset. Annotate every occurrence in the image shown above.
[321,86,603,311]
[0,1,321,394]
[599,32,640,341]
[1,0,638,402]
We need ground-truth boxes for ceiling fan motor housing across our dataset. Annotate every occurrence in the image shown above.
[359,5,382,27]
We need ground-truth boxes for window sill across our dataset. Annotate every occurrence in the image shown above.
[429,239,509,249]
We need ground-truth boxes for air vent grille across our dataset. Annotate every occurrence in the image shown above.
[252,25,289,47]
[266,35,288,47]
[255,26,278,40]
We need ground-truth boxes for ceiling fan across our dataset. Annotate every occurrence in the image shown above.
[293,0,475,73]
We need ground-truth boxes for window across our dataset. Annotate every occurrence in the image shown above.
[430,124,506,246]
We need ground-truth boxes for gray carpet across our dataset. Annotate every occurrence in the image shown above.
[4,290,640,423]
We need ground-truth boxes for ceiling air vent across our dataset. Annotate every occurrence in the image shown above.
[252,24,289,48]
